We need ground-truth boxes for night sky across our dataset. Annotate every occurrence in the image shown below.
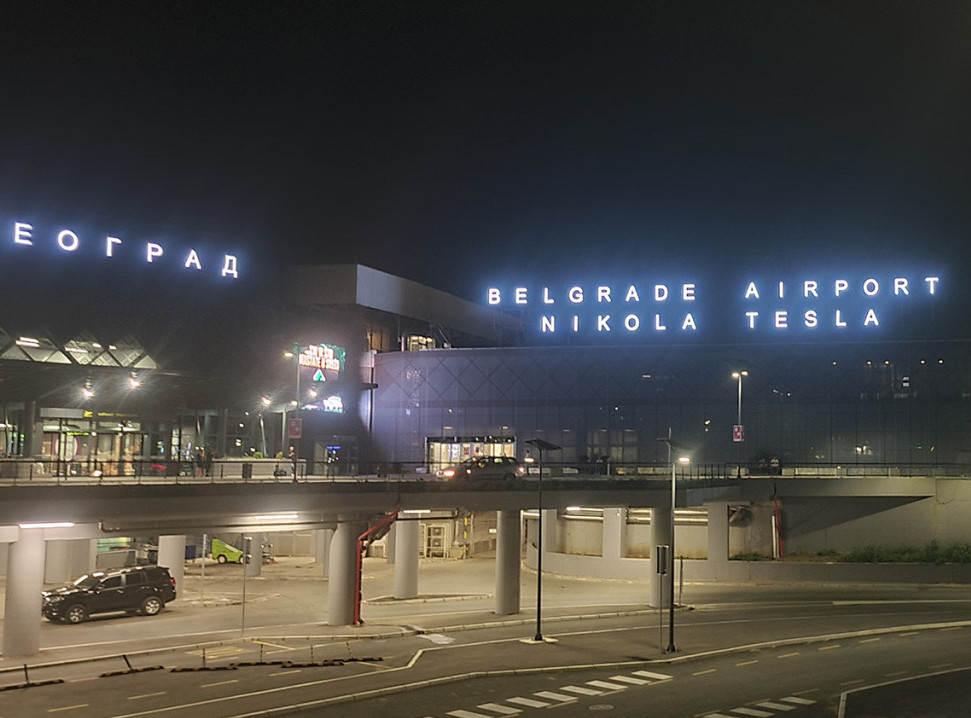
[1,1,969,312]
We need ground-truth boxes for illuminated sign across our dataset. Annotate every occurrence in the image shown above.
[487,274,941,338]
[322,395,344,413]
[4,217,241,279]
[297,343,345,375]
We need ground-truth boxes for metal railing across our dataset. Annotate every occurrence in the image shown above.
[0,457,967,486]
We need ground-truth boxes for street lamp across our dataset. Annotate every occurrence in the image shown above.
[732,370,748,478]
[523,438,561,644]
[658,430,689,654]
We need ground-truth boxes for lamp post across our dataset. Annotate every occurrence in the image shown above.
[524,438,560,644]
[283,346,303,470]
[658,430,689,654]
[258,397,271,456]
[732,370,748,478]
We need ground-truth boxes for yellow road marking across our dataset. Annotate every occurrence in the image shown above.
[128,692,167,700]
[818,644,840,651]
[778,652,800,659]
[252,640,293,650]
[736,660,759,666]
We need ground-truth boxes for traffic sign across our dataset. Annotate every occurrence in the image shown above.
[732,424,745,442]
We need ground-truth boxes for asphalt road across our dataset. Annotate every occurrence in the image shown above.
[2,557,970,717]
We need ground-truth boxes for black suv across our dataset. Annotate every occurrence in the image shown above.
[42,565,177,624]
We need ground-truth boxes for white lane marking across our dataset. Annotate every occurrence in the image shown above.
[586,680,628,691]
[756,701,796,711]
[506,697,550,708]
[447,711,492,718]
[730,708,774,717]
[128,693,167,701]
[202,679,239,689]
[780,696,817,705]
[269,669,302,676]
[608,674,649,685]
[534,691,577,702]
[632,670,672,681]
[47,707,89,714]
[476,703,521,715]
[560,685,603,696]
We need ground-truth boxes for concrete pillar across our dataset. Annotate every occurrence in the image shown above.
[45,539,73,584]
[393,519,420,599]
[328,517,367,626]
[385,523,397,564]
[158,535,186,597]
[495,510,521,615]
[602,508,627,563]
[706,502,730,579]
[3,528,46,656]
[244,536,263,577]
[649,505,672,608]
[314,529,333,575]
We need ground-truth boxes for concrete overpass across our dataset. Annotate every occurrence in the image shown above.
[0,474,946,659]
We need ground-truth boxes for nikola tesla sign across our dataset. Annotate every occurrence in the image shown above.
[487,274,941,337]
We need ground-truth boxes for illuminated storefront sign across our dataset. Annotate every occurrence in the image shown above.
[487,274,941,337]
[322,395,344,413]
[297,343,345,376]
[5,217,241,279]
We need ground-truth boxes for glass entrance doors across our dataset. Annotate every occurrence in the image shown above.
[426,436,517,474]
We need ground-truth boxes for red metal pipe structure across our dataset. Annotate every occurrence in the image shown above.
[353,507,400,625]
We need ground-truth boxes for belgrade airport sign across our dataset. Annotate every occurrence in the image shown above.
[4,216,241,279]
[487,274,941,339]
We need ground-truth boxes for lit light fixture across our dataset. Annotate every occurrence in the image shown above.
[253,513,299,521]
[261,396,271,408]
[16,336,40,348]
[19,521,75,529]
[82,379,95,400]
[678,456,690,465]
[128,373,141,390]
[283,350,294,359]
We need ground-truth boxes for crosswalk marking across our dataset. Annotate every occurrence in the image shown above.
[756,701,797,711]
[608,674,649,685]
[447,710,492,718]
[730,708,774,717]
[534,691,577,702]
[780,696,816,706]
[560,685,603,696]
[477,703,521,715]
[585,679,628,691]
[632,670,673,681]
[506,697,550,709]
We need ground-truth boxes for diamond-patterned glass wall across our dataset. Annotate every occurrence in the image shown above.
[373,342,971,467]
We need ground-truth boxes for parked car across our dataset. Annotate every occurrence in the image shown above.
[437,456,526,481]
[41,565,176,624]
[211,537,245,564]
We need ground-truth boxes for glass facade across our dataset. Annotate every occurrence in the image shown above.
[372,342,971,469]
